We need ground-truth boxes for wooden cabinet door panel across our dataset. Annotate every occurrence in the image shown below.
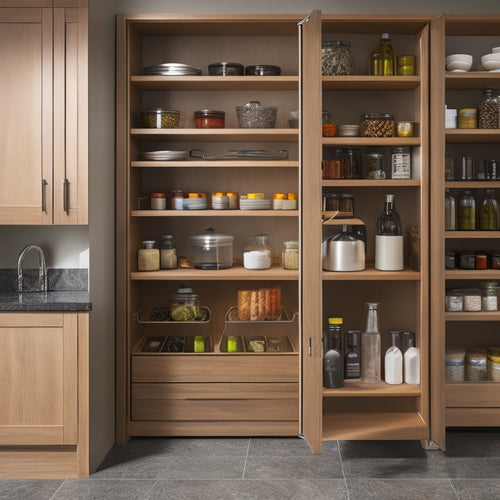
[0,8,53,224]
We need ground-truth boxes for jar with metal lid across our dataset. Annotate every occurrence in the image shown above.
[446,290,463,312]
[478,89,499,129]
[243,234,272,270]
[322,148,345,179]
[150,192,166,210]
[160,234,177,270]
[458,107,478,129]
[339,194,354,217]
[391,146,411,179]
[194,109,225,128]
[321,41,354,75]
[397,55,416,75]
[170,287,201,321]
[208,62,244,76]
[323,193,339,212]
[282,240,299,270]
[445,251,456,269]
[480,280,498,311]
[459,253,475,270]
[189,227,234,269]
[461,288,482,312]
[491,254,500,269]
[141,108,180,128]
[363,151,385,179]
[343,148,361,179]
[465,349,488,381]
[445,347,465,381]
[360,113,394,137]
[138,240,160,271]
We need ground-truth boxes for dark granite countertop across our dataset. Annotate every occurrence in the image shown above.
[0,268,91,312]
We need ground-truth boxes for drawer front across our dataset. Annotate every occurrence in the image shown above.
[446,383,500,407]
[132,382,299,421]
[132,354,299,383]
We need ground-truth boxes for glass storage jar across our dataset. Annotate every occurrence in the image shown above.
[478,89,499,129]
[343,148,361,179]
[160,234,177,269]
[363,151,385,179]
[458,190,476,230]
[360,113,394,137]
[321,41,354,75]
[461,289,482,312]
[150,192,167,210]
[458,107,478,129]
[194,109,225,128]
[138,240,160,271]
[322,148,345,179]
[189,227,234,269]
[445,347,465,381]
[445,189,456,230]
[282,240,299,270]
[480,280,498,311]
[391,146,411,179]
[445,290,463,312]
[397,55,416,75]
[141,108,180,128]
[243,234,272,270]
[465,349,488,381]
[170,287,201,321]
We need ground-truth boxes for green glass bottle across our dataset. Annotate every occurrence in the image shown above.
[458,190,476,231]
[370,33,394,76]
[479,189,499,231]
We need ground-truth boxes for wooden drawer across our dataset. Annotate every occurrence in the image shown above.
[446,382,500,408]
[131,354,299,383]
[131,382,299,421]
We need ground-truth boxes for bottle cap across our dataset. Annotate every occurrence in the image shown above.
[328,317,343,325]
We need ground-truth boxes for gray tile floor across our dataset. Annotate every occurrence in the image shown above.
[1,430,499,499]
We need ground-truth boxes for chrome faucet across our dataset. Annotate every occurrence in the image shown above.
[17,244,47,292]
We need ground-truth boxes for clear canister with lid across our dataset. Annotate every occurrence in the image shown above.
[138,240,160,271]
[458,107,478,129]
[170,287,201,321]
[343,148,361,179]
[465,349,488,381]
[363,151,385,179]
[150,192,167,210]
[282,240,299,270]
[461,288,482,312]
[480,280,498,311]
[360,113,394,137]
[194,109,225,128]
[321,40,354,75]
[478,89,499,129]
[160,234,177,269]
[141,108,180,128]
[397,55,416,75]
[322,148,345,179]
[391,146,411,179]
[243,234,272,270]
[446,289,463,312]
[445,346,465,381]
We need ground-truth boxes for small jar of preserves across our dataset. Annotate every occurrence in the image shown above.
[396,121,414,137]
[458,107,478,129]
[150,192,167,210]
[194,109,225,128]
[282,240,299,270]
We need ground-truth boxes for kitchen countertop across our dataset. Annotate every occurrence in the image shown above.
[0,290,92,312]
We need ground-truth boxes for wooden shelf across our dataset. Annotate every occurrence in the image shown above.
[445,269,500,279]
[445,312,500,321]
[322,179,420,187]
[131,209,299,217]
[322,217,364,226]
[323,380,421,397]
[322,266,421,281]
[131,160,299,168]
[445,129,500,144]
[445,230,500,239]
[131,75,299,91]
[322,412,428,441]
[445,72,500,90]
[322,75,420,90]
[131,266,299,281]
[322,137,420,147]
[131,128,299,142]
[445,181,500,188]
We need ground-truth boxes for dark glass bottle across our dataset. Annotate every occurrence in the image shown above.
[375,194,404,271]
[344,330,361,379]
[323,317,344,388]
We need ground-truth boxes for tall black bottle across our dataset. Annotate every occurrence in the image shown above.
[323,317,344,388]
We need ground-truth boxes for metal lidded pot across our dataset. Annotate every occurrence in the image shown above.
[322,225,365,272]
[189,227,234,269]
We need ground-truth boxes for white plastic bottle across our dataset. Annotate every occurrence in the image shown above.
[384,331,403,385]
[404,337,420,385]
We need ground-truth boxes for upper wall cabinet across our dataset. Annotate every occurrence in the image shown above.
[0,2,88,225]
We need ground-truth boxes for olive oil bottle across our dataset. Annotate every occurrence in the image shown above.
[370,33,395,76]
[479,189,499,230]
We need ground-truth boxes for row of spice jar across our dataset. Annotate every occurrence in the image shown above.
[446,250,500,270]
[148,191,297,211]
[445,89,500,129]
[445,189,499,231]
[445,282,499,312]
[445,155,499,181]
[446,346,500,382]
[323,147,412,180]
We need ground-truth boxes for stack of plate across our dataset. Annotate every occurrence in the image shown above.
[212,194,229,210]
[239,198,271,210]
[183,198,208,210]
[143,63,202,76]
[142,150,188,161]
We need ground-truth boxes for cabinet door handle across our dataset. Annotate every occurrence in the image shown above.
[308,337,312,357]
[63,178,69,213]
[42,179,48,213]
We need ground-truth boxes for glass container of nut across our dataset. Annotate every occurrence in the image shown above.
[360,113,394,137]
[321,41,354,75]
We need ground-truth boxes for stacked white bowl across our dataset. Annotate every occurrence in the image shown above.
[445,54,473,72]
[481,47,500,72]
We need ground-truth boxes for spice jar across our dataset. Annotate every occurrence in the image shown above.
[465,349,488,381]
[243,234,272,270]
[160,234,177,269]
[141,108,180,128]
[458,107,478,129]
[396,121,414,137]
[480,280,498,311]
[282,240,299,270]
[138,240,160,271]
[446,290,463,312]
[445,251,456,269]
[478,89,499,129]
[150,192,167,210]
[397,55,416,75]
[171,190,186,210]
[475,252,488,270]
[363,152,385,179]
[459,253,475,270]
[321,41,354,75]
[194,109,225,128]
[322,148,345,179]
[445,347,465,381]
[391,146,411,179]
[462,289,482,312]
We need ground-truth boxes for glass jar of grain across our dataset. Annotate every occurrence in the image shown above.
[282,240,299,270]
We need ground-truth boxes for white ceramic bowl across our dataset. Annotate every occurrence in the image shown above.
[338,124,360,137]
[445,53,473,64]
[481,53,500,71]
[492,47,500,53]
[446,60,472,72]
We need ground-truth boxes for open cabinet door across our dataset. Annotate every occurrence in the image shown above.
[299,10,323,454]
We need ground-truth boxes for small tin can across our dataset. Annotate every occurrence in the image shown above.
[397,55,416,75]
[458,108,478,129]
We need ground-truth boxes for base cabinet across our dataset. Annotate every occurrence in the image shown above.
[0,312,89,479]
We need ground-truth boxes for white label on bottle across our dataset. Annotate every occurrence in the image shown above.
[391,153,411,179]
[375,235,404,271]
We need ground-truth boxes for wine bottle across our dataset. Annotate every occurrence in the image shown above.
[375,194,404,271]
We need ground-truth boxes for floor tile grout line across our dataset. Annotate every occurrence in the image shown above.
[145,479,160,500]
[448,478,461,500]
[48,478,67,500]
[337,440,351,500]
[242,438,251,479]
